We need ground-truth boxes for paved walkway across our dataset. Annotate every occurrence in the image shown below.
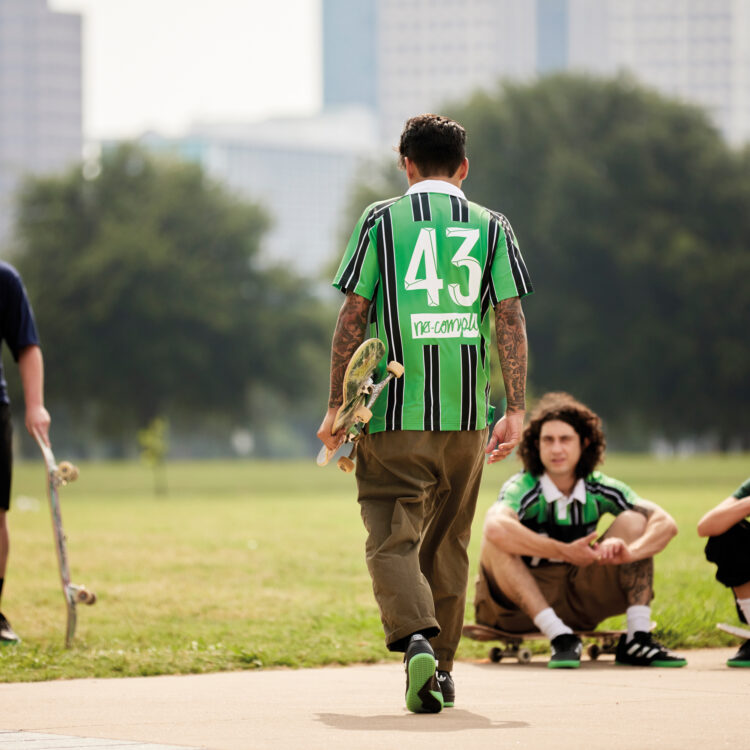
[1,649,748,750]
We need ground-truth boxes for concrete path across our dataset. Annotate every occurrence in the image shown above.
[1,649,748,750]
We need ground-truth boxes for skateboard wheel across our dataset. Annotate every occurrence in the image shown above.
[337,456,355,473]
[58,461,79,483]
[587,643,601,660]
[75,588,96,605]
[386,361,404,378]
[517,648,532,664]
[489,647,503,663]
[353,405,372,423]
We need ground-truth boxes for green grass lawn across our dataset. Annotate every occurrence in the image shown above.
[0,453,747,682]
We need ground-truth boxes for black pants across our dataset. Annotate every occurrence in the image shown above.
[705,522,750,623]
[0,404,11,512]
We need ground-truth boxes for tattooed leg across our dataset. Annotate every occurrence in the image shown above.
[619,557,654,606]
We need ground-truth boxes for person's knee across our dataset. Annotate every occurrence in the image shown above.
[605,510,647,543]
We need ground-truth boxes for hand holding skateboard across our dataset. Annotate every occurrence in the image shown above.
[317,338,404,473]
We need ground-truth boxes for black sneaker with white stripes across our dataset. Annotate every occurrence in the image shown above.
[615,632,686,667]
[0,612,20,644]
[436,670,455,707]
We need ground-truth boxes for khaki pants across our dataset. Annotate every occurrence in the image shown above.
[474,560,631,633]
[356,428,487,672]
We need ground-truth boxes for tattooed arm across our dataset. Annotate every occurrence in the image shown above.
[486,296,528,463]
[316,292,371,450]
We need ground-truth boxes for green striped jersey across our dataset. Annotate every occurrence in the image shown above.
[333,182,532,433]
[734,478,750,500]
[498,470,642,566]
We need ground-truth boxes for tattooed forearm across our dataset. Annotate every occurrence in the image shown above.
[329,293,370,408]
[619,558,654,606]
[494,297,528,413]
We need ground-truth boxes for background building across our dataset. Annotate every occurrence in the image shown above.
[140,107,382,278]
[0,0,82,248]
[322,0,750,145]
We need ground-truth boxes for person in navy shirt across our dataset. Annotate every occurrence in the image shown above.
[0,261,50,643]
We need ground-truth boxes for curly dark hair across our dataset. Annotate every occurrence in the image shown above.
[398,114,466,177]
[517,392,606,479]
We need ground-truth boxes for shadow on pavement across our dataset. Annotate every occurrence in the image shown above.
[316,709,529,733]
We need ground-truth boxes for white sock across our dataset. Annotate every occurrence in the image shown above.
[626,605,651,641]
[533,607,572,641]
[736,597,750,624]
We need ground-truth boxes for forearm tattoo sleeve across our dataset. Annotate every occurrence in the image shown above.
[329,293,370,408]
[495,297,528,413]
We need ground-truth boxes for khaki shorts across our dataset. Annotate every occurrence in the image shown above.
[474,561,631,633]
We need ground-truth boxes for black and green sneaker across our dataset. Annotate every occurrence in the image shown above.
[727,639,750,668]
[0,613,20,645]
[548,633,582,669]
[404,635,443,714]
[436,670,455,707]
[615,632,687,667]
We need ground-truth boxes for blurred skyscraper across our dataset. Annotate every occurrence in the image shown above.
[0,0,82,249]
[322,0,750,144]
[139,108,381,277]
[323,0,378,111]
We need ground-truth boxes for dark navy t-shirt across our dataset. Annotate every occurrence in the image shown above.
[0,262,40,404]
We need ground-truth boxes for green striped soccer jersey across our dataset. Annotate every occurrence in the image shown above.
[498,471,642,566]
[333,182,532,434]
[733,478,750,500]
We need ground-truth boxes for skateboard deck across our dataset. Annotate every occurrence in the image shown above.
[717,623,750,639]
[317,338,403,472]
[462,622,626,663]
[34,431,96,647]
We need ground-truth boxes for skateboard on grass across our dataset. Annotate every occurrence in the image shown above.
[462,622,626,663]
[34,430,96,648]
[316,338,404,473]
[717,623,750,640]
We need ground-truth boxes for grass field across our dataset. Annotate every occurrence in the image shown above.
[0,453,747,682]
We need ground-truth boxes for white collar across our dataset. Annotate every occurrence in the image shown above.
[405,179,466,199]
[540,473,586,520]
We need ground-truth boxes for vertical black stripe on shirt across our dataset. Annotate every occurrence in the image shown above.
[410,193,423,222]
[422,345,440,431]
[495,211,531,297]
[339,198,398,292]
[481,215,501,319]
[450,195,460,222]
[420,193,431,220]
[377,208,404,430]
[460,344,478,430]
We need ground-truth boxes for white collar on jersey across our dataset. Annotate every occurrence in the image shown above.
[540,473,586,521]
[405,179,466,199]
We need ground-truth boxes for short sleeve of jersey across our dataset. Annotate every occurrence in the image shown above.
[489,212,533,302]
[733,478,750,500]
[332,202,384,300]
[497,472,538,515]
[0,264,40,360]
[586,471,641,515]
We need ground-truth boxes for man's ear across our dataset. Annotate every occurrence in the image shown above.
[404,157,421,182]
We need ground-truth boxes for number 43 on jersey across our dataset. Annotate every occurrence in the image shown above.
[404,227,481,307]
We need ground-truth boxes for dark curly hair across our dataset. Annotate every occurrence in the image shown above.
[517,392,606,479]
[398,114,466,177]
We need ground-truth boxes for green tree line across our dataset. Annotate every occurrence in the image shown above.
[345,74,750,449]
[9,145,330,456]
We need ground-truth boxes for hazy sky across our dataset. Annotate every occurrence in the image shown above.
[50,0,322,139]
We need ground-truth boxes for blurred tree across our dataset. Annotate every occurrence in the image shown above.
[341,75,750,448]
[12,144,330,447]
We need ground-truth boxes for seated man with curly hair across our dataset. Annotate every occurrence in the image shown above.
[475,392,686,668]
